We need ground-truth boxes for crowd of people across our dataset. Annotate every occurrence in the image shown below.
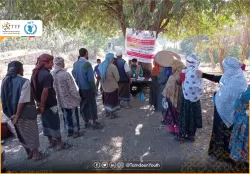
[0,48,249,171]
[152,53,249,169]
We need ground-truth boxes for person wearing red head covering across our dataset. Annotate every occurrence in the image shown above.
[241,64,246,71]
[31,54,71,150]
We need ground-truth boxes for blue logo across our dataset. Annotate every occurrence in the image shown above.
[24,21,37,35]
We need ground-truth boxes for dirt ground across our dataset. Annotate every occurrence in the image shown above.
[2,76,249,173]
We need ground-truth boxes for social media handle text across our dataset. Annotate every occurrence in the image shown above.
[125,161,162,170]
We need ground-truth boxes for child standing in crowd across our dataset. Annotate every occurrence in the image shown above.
[94,59,102,93]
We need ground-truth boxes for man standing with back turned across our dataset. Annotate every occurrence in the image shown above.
[72,48,103,129]
[114,50,131,108]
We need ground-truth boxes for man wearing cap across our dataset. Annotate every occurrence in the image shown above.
[114,50,131,108]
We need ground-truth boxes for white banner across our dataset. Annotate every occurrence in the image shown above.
[125,28,156,63]
[0,20,43,36]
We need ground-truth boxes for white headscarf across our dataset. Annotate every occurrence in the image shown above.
[116,50,122,56]
[51,57,65,76]
[182,54,204,102]
[215,56,248,128]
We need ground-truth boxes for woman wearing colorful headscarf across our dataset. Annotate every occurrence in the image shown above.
[99,53,120,119]
[196,57,248,163]
[176,53,204,142]
[1,61,48,161]
[229,85,249,169]
[162,59,185,135]
[51,57,82,138]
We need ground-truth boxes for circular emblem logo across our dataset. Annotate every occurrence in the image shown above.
[24,21,37,35]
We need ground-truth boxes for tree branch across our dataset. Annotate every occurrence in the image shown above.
[158,18,171,34]
[150,0,156,12]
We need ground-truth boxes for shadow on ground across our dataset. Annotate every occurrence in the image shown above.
[2,80,249,173]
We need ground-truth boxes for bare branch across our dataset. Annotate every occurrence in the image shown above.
[150,0,156,12]
[158,18,171,34]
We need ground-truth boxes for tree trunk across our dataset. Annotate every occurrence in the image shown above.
[122,25,126,38]
[208,49,216,69]
[150,0,156,12]
[93,49,97,59]
[240,45,248,63]
[219,49,225,72]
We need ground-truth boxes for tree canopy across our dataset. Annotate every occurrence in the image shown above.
[2,0,249,38]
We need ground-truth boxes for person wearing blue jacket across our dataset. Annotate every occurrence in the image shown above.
[72,48,103,129]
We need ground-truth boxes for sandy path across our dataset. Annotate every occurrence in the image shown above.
[1,63,249,172]
[3,78,249,173]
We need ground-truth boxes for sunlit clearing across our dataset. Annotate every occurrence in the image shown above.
[110,136,123,162]
[100,146,108,153]
[146,112,154,117]
[5,145,22,153]
[135,124,143,135]
[139,105,151,110]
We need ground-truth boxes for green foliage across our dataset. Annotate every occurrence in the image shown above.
[179,39,196,55]
[228,45,241,58]
[165,0,248,40]
[0,27,108,58]
[1,0,120,36]
[166,46,180,53]
[2,0,248,38]
[184,38,248,64]
[2,0,250,65]
[105,36,125,52]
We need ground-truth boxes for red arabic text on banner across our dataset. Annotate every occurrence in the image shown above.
[125,28,156,63]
